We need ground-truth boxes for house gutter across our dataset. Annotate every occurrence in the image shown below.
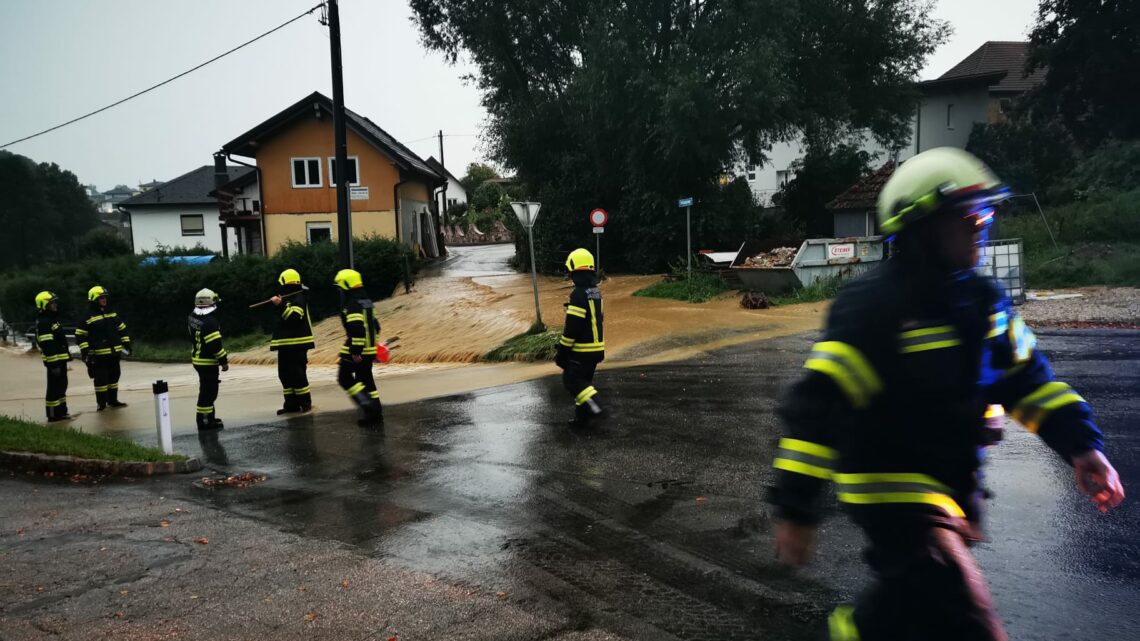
[224,153,268,256]
[393,175,412,246]
[116,206,135,254]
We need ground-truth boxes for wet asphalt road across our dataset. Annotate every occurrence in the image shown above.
[150,328,1137,641]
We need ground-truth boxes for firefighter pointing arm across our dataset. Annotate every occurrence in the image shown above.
[766,148,1123,641]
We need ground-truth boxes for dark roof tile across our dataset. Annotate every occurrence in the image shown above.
[827,162,896,211]
[119,166,254,206]
[936,41,1045,93]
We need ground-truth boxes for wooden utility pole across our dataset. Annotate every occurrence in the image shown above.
[325,0,353,268]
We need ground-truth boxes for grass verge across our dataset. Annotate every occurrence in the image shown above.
[768,275,845,306]
[128,332,270,363]
[0,414,186,462]
[633,271,731,303]
[484,329,561,362]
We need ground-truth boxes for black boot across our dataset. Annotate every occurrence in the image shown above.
[357,400,383,427]
[107,389,127,408]
[569,398,604,427]
[197,412,223,431]
[95,390,107,411]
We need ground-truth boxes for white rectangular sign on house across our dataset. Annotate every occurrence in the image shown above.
[350,186,369,200]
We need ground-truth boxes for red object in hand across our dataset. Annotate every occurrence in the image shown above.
[376,342,391,363]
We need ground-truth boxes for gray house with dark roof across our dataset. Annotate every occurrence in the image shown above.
[911,41,1045,155]
[119,165,254,255]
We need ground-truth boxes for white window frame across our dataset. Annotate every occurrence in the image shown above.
[327,156,360,187]
[291,157,323,188]
[180,214,205,236]
[306,221,333,244]
[776,169,792,187]
[746,165,757,181]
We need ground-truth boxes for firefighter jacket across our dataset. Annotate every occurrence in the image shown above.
[339,291,379,359]
[768,257,1103,527]
[270,286,314,351]
[188,310,228,366]
[36,312,71,365]
[76,303,130,359]
[558,272,605,362]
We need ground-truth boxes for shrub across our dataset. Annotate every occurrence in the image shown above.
[0,236,417,343]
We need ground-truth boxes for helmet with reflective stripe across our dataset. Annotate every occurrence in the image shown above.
[877,147,1011,235]
[88,285,108,302]
[35,291,59,311]
[278,268,302,286]
[195,288,220,307]
[565,248,595,272]
[334,268,363,290]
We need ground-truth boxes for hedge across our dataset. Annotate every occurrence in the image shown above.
[0,236,416,342]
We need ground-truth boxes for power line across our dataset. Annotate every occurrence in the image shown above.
[1,2,326,150]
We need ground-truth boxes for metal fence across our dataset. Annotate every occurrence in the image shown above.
[979,238,1026,304]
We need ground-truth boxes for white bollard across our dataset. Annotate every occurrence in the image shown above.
[152,380,173,455]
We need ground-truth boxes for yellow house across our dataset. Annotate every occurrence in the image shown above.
[216,91,444,256]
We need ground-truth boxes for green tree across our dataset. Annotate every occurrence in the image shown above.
[1027,0,1140,146]
[460,162,500,196]
[966,117,1076,201]
[0,151,99,271]
[76,227,132,260]
[774,144,873,238]
[411,0,948,271]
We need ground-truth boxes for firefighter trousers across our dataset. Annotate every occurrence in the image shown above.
[90,354,122,407]
[832,518,1006,641]
[194,364,220,427]
[561,357,599,407]
[277,349,311,410]
[45,362,69,419]
[338,357,381,418]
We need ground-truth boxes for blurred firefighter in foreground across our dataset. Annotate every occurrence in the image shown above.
[270,268,315,414]
[335,269,383,426]
[767,147,1124,641]
[556,248,605,426]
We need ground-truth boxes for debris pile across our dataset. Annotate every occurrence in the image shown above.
[200,471,268,489]
[740,292,771,309]
[741,247,796,268]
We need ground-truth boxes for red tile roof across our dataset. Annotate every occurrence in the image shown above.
[827,162,896,211]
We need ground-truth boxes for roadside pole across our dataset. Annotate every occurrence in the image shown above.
[589,208,608,277]
[511,202,544,330]
[679,197,694,300]
[325,0,353,269]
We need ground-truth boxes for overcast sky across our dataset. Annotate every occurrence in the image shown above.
[0,0,1040,191]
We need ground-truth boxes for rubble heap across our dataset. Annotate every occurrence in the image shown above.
[741,247,797,268]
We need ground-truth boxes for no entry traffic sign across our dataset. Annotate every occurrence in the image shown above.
[589,208,608,227]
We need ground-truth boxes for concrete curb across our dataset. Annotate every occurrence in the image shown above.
[0,450,203,476]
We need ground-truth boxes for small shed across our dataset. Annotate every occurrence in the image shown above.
[827,162,895,237]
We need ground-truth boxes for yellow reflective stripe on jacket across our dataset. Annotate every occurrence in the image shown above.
[803,341,881,409]
[588,300,600,343]
[898,325,962,353]
[834,472,965,518]
[74,328,88,336]
[88,348,113,356]
[986,311,1009,339]
[565,305,587,319]
[345,313,366,323]
[270,336,314,346]
[773,438,837,480]
[203,331,222,343]
[1012,381,1085,433]
[558,335,575,347]
[571,341,604,352]
[1009,315,1036,363]
[283,305,305,319]
[828,605,860,641]
[37,334,54,342]
[43,353,70,363]
[192,357,220,365]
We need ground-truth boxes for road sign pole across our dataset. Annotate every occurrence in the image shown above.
[686,204,692,300]
[527,224,543,329]
[596,233,601,276]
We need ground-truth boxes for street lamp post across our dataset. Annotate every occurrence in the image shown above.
[510,202,544,329]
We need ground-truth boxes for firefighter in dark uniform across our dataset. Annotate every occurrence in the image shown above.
[767,148,1125,641]
[334,269,382,426]
[556,248,605,425]
[188,288,228,431]
[270,268,314,414]
[75,285,131,410]
[35,291,73,422]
